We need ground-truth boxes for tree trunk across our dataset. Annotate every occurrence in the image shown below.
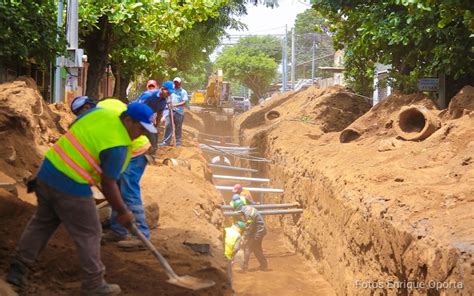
[83,16,112,99]
[111,62,131,102]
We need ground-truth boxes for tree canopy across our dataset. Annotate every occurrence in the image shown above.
[0,0,65,66]
[216,35,280,100]
[79,0,226,98]
[312,0,474,97]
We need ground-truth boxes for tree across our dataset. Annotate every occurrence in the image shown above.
[79,0,223,98]
[0,0,65,66]
[312,0,474,98]
[216,35,280,100]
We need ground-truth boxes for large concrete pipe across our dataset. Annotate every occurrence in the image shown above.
[395,105,441,141]
[339,127,362,143]
[265,110,280,123]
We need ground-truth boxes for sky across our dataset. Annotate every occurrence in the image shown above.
[211,0,310,60]
[227,0,311,36]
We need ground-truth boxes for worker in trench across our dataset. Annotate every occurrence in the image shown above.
[223,220,247,288]
[6,103,156,295]
[232,200,268,272]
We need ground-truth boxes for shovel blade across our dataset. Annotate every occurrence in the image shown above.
[167,275,215,291]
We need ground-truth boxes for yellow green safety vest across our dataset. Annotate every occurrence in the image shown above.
[224,225,242,260]
[229,195,248,208]
[97,99,151,157]
[46,108,132,185]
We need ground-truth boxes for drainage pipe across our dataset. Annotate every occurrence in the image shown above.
[208,164,259,173]
[199,144,256,151]
[216,186,283,193]
[223,209,303,217]
[220,203,300,210]
[212,174,270,182]
[202,138,239,146]
[394,105,441,141]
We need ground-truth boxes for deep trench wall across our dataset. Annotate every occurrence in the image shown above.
[233,87,473,295]
[244,122,472,295]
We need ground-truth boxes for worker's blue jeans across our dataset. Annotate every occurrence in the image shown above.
[162,111,184,146]
[110,155,150,239]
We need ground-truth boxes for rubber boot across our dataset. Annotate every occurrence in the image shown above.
[6,258,29,289]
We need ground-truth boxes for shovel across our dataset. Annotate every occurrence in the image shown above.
[129,223,216,291]
[167,102,177,147]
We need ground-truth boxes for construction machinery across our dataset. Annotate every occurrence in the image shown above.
[190,69,232,111]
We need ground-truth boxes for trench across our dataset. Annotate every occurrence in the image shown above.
[192,103,472,296]
[194,111,335,295]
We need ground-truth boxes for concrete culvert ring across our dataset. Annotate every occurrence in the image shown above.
[395,106,441,141]
[339,128,361,143]
[163,158,191,169]
[265,110,280,121]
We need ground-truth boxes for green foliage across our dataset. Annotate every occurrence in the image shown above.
[216,35,280,99]
[0,0,65,66]
[313,0,474,95]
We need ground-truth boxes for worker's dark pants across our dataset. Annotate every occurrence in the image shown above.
[14,180,105,291]
[242,235,267,270]
[162,111,184,146]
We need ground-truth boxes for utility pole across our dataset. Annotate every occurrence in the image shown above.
[282,25,288,91]
[64,0,84,103]
[311,36,316,83]
[53,0,64,103]
[291,27,296,90]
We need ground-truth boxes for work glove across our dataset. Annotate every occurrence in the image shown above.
[116,210,135,228]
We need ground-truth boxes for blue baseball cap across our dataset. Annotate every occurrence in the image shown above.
[125,103,157,133]
[162,80,175,94]
[71,96,96,114]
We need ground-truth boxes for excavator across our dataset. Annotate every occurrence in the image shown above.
[191,69,232,111]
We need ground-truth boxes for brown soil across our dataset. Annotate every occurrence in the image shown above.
[0,79,232,295]
[233,231,335,296]
[234,86,474,295]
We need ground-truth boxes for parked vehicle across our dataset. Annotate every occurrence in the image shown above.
[231,96,251,112]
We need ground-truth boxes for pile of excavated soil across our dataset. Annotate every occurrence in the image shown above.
[235,86,474,294]
[0,78,67,182]
[0,146,232,295]
[0,79,232,295]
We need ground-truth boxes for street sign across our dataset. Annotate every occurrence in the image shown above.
[418,78,439,91]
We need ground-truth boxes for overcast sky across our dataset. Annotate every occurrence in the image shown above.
[227,0,310,36]
[211,0,310,60]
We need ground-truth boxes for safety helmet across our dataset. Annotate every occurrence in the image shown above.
[232,184,243,194]
[232,194,241,201]
[146,80,158,90]
[232,199,244,210]
[234,221,246,229]
[70,96,97,115]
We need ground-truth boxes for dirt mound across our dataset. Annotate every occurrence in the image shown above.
[446,85,474,119]
[48,102,75,130]
[235,85,371,135]
[0,146,232,295]
[0,79,66,181]
[236,85,474,294]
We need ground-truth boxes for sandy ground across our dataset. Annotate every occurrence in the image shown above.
[232,231,335,296]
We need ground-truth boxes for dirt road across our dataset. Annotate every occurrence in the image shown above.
[232,231,335,296]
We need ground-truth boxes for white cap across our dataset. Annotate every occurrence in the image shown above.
[173,77,182,83]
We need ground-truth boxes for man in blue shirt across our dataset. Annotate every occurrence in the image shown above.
[161,77,188,147]
[134,80,174,152]
[6,104,156,295]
